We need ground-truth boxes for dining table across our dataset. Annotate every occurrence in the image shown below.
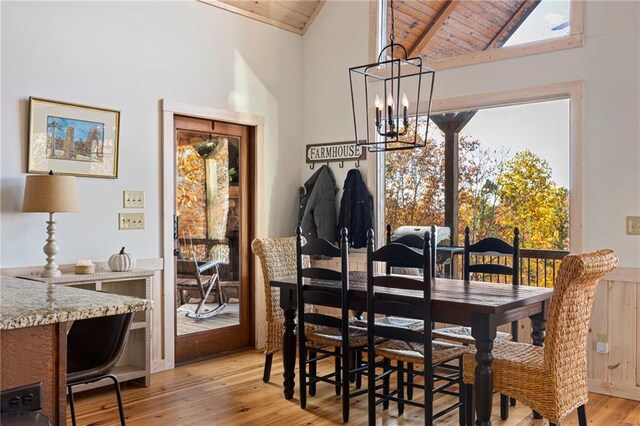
[270,270,553,426]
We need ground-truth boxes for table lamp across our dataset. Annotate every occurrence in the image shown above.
[22,171,79,277]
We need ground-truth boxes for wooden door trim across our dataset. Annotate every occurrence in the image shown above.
[162,99,265,369]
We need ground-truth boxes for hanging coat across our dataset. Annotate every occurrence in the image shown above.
[299,165,337,243]
[338,169,373,249]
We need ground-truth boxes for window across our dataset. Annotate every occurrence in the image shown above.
[381,0,582,70]
[385,99,569,250]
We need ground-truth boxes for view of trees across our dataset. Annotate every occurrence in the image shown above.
[385,117,569,251]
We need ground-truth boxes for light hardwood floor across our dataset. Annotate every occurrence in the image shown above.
[70,350,640,425]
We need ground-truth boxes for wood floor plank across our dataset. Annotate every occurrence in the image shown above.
[69,350,640,425]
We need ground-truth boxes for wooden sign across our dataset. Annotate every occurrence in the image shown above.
[305,141,366,164]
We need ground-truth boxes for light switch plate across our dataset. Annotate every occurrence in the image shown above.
[627,216,640,235]
[119,213,145,230]
[123,190,145,208]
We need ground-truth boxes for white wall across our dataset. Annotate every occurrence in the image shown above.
[1,1,303,267]
[301,0,372,202]
[302,0,640,267]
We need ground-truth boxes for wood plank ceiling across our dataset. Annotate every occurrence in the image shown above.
[199,0,326,35]
[388,0,541,61]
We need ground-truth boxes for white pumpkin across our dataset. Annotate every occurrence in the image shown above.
[108,247,136,272]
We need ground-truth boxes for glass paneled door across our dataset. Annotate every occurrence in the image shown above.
[174,116,253,363]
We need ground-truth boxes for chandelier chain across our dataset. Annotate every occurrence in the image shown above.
[390,0,395,44]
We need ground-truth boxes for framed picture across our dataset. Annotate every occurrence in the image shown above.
[28,97,120,178]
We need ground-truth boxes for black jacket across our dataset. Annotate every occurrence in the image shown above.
[338,169,373,248]
[299,165,337,242]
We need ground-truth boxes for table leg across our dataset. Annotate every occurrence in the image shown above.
[280,289,297,400]
[530,311,547,347]
[530,304,548,419]
[471,313,497,426]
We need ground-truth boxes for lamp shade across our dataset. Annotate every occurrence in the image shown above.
[22,174,79,213]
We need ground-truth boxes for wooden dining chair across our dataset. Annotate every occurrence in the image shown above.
[366,229,468,426]
[251,236,309,382]
[462,249,618,426]
[296,227,368,423]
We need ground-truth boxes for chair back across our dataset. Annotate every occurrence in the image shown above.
[463,226,519,285]
[385,224,436,277]
[251,236,308,354]
[67,312,133,382]
[296,226,350,354]
[367,229,434,414]
[543,249,617,405]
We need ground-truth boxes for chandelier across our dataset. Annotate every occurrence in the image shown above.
[349,0,435,152]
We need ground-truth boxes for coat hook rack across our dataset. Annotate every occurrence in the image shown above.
[309,162,315,170]
[355,160,360,168]
[338,161,344,168]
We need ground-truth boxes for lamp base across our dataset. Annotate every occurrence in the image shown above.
[41,269,62,278]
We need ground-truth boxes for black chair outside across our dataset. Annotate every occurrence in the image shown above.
[67,312,133,426]
[385,224,436,276]
[296,227,367,423]
[366,230,467,426]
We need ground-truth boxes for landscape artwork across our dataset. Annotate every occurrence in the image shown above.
[28,97,120,178]
[46,116,105,163]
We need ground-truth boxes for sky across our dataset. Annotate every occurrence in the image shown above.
[504,0,571,46]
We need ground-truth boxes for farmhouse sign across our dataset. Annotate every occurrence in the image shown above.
[305,141,366,164]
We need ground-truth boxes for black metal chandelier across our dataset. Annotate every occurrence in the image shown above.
[349,0,435,152]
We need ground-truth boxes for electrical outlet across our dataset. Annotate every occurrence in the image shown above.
[119,213,145,230]
[123,190,145,208]
[626,216,640,235]
[0,383,42,413]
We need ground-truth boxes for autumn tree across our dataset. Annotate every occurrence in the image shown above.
[496,150,569,250]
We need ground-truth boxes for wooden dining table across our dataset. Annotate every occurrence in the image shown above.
[270,271,553,426]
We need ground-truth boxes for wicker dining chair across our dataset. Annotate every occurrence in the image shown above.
[462,249,618,426]
[251,236,310,382]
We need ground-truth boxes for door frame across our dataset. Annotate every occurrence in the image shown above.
[162,99,265,369]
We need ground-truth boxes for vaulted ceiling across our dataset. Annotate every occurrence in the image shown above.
[200,0,326,35]
[199,0,540,54]
[388,0,541,61]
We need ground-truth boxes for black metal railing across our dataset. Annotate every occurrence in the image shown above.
[451,248,569,287]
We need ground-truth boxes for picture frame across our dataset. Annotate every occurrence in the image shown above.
[28,97,120,178]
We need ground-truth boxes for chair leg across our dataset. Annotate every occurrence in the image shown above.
[407,362,414,400]
[510,397,516,407]
[263,352,273,382]
[500,394,509,420]
[382,358,390,410]
[107,374,126,426]
[577,404,587,426]
[299,346,307,409]
[549,423,558,426]
[397,361,404,416]
[342,349,350,423]
[68,385,77,426]
[533,410,543,419]
[355,350,363,389]
[349,350,357,383]
[464,384,474,426]
[309,350,317,396]
[335,348,341,396]
[458,362,465,426]
[367,349,376,426]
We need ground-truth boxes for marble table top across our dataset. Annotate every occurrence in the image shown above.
[0,276,152,331]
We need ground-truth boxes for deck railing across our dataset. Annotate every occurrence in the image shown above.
[451,248,569,288]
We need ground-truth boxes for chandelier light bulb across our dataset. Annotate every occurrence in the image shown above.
[386,92,394,108]
[402,93,409,108]
[375,95,383,109]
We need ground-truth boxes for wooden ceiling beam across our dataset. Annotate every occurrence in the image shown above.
[487,0,542,49]
[407,0,460,57]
